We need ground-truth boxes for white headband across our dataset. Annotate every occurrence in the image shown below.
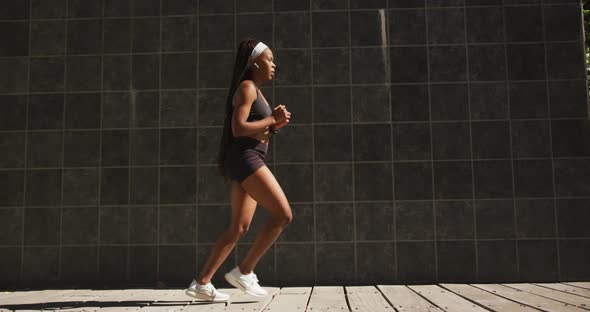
[247,42,268,68]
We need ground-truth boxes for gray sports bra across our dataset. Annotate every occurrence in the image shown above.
[247,89,272,122]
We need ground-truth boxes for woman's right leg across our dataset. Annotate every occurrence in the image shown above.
[195,180,257,285]
[237,165,292,274]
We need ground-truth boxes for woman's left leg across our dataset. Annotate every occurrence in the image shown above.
[195,180,257,284]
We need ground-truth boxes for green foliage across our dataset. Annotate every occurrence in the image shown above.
[584,1,590,80]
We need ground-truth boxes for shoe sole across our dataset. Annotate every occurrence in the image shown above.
[224,273,268,297]
[185,289,229,302]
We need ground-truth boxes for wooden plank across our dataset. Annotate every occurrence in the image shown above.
[536,284,590,299]
[160,289,198,301]
[97,306,142,312]
[345,286,394,312]
[179,300,229,312]
[306,286,349,312]
[57,307,100,312]
[52,289,101,312]
[90,289,155,311]
[180,288,240,311]
[97,307,142,311]
[377,285,443,312]
[138,291,188,312]
[262,287,312,312]
[0,290,45,300]
[441,284,538,312]
[503,284,590,309]
[567,283,590,291]
[408,285,489,312]
[126,289,202,311]
[44,289,89,303]
[0,290,54,301]
[61,289,101,301]
[473,284,588,312]
[0,289,102,312]
[109,289,161,302]
[225,287,279,311]
[139,303,186,311]
[0,289,79,305]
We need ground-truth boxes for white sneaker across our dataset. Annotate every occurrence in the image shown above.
[185,279,230,302]
[224,266,268,297]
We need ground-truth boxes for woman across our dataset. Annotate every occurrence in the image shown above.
[185,39,293,302]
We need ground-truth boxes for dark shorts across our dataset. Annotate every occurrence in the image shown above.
[224,136,269,183]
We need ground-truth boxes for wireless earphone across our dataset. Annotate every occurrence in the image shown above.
[253,63,260,68]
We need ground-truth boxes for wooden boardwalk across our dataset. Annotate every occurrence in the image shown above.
[1,282,589,311]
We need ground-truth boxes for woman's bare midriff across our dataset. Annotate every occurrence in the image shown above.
[244,130,271,144]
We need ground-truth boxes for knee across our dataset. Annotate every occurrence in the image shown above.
[284,212,293,226]
[226,224,249,241]
[273,210,293,228]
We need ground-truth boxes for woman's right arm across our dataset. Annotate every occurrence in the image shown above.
[231,81,277,137]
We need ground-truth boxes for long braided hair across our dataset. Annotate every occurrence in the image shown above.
[217,39,260,182]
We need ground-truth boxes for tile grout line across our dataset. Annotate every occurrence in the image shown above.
[0,3,580,22]
[383,1,397,282]
[4,195,590,209]
[2,77,588,95]
[347,0,357,283]
[4,155,590,171]
[62,0,71,284]
[100,0,122,282]
[3,115,590,133]
[463,0,478,281]
[5,237,585,249]
[424,0,438,282]
[195,0,200,281]
[271,0,278,283]
[156,0,162,282]
[97,0,104,283]
[501,0,520,279]
[541,0,562,281]
[309,0,318,285]
[0,36,584,57]
[19,0,33,285]
[126,0,134,283]
[233,0,238,271]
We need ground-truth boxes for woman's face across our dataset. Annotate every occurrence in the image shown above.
[254,48,276,81]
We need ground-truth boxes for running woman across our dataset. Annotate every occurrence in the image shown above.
[185,39,292,302]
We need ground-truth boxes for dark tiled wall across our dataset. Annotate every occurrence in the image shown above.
[1,0,589,289]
